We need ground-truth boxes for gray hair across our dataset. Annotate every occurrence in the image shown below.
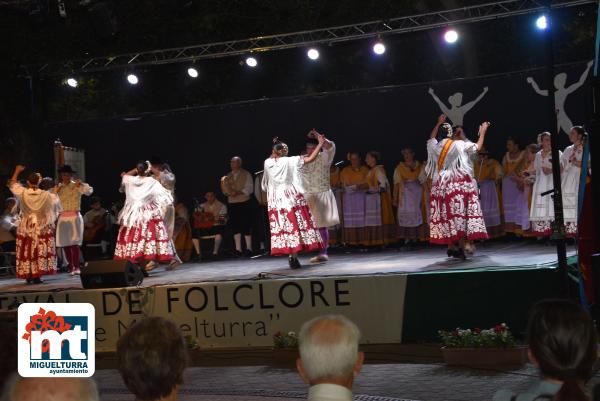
[0,373,99,401]
[298,314,361,382]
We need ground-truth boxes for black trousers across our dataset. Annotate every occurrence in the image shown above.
[228,200,252,235]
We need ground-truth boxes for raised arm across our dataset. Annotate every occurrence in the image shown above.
[428,88,450,116]
[475,122,491,151]
[430,114,447,140]
[565,60,593,95]
[121,167,138,177]
[526,77,549,96]
[462,87,488,113]
[303,134,325,164]
[9,165,26,183]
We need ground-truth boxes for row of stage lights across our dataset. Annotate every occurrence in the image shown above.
[64,16,549,88]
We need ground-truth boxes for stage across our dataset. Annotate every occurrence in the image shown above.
[0,241,572,293]
[0,241,573,350]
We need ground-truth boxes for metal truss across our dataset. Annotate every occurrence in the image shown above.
[36,0,596,76]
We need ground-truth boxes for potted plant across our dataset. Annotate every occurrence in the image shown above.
[439,323,527,366]
[272,331,298,366]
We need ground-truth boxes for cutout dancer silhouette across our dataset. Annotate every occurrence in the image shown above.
[428,86,489,126]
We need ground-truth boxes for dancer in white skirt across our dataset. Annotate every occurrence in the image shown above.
[561,126,588,237]
[530,132,562,237]
[55,165,93,275]
[299,130,339,264]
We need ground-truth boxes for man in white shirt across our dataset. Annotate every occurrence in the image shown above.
[296,315,364,401]
[221,156,254,256]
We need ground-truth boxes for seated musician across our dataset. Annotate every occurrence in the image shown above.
[83,196,108,253]
[0,198,19,252]
[192,192,227,259]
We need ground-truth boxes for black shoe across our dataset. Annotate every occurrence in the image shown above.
[26,278,32,284]
[454,248,467,260]
[32,277,43,284]
[232,250,243,258]
[447,248,457,258]
[243,249,254,258]
[142,269,149,277]
[289,256,302,269]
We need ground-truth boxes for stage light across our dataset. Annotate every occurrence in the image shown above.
[307,48,320,60]
[373,42,386,55]
[127,73,139,85]
[444,29,459,44]
[245,57,258,67]
[536,15,548,30]
[187,67,199,78]
[66,78,78,88]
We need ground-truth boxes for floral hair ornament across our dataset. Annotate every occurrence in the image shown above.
[145,160,153,175]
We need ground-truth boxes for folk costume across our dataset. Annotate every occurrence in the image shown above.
[393,161,428,241]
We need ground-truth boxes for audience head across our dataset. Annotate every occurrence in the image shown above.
[506,137,521,152]
[527,299,597,401]
[38,177,55,191]
[347,152,362,168]
[569,126,586,145]
[117,317,188,401]
[537,132,551,149]
[230,156,243,171]
[365,151,381,168]
[401,148,415,162]
[1,374,99,401]
[297,315,364,389]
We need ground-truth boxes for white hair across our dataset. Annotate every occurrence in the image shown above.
[0,373,99,401]
[298,314,361,382]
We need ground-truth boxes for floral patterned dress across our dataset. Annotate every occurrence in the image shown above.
[9,182,60,279]
[262,155,323,255]
[114,175,175,262]
[426,138,488,244]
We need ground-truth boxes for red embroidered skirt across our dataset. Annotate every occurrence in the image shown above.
[15,226,57,279]
[114,217,174,263]
[268,192,323,256]
[429,174,488,244]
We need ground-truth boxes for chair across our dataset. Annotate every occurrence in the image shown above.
[0,243,16,277]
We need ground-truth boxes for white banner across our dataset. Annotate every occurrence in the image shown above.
[1,274,407,352]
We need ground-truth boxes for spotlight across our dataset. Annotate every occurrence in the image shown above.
[373,42,386,55]
[536,15,548,30]
[444,29,459,44]
[307,48,320,60]
[127,73,139,85]
[245,57,258,67]
[66,78,78,88]
[187,67,199,78]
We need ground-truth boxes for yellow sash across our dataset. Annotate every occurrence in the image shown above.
[438,140,454,172]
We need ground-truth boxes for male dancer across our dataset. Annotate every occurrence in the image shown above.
[55,165,93,275]
[299,129,339,263]
[221,156,254,256]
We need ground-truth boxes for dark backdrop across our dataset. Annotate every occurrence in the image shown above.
[39,62,590,208]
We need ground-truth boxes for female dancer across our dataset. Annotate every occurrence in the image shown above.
[474,147,504,238]
[393,148,428,244]
[262,136,324,268]
[530,132,562,237]
[364,151,395,245]
[561,126,587,237]
[114,161,178,269]
[502,137,530,234]
[426,115,489,259]
[8,165,61,284]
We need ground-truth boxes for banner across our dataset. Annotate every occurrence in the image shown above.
[0,274,407,351]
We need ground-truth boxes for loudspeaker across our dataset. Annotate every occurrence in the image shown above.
[80,260,143,289]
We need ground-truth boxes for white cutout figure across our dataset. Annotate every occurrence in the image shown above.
[428,86,488,126]
[526,60,593,135]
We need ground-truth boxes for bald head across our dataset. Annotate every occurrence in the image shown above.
[297,315,362,386]
[230,157,242,171]
[2,375,99,401]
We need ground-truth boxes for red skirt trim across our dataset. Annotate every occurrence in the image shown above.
[114,218,174,263]
[429,174,489,245]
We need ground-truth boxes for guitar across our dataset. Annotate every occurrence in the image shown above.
[83,213,106,242]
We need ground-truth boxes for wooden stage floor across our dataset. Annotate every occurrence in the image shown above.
[0,241,572,294]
